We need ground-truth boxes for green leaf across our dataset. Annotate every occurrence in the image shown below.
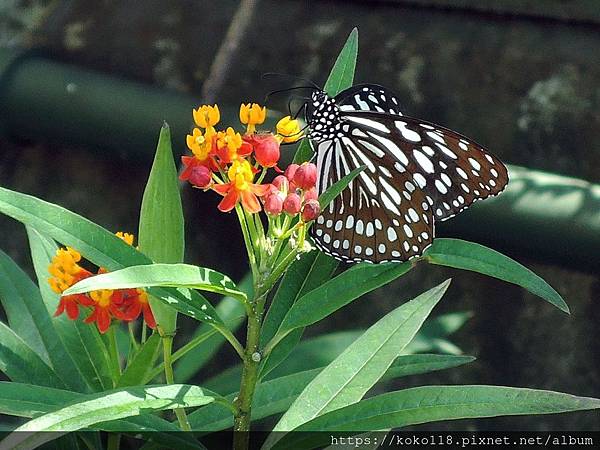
[26,227,116,392]
[383,354,475,380]
[269,280,450,439]
[0,186,223,326]
[266,316,470,381]
[175,274,251,382]
[65,263,247,302]
[270,261,412,348]
[0,251,48,362]
[0,322,65,388]
[0,382,205,450]
[270,386,600,450]
[190,353,472,431]
[317,166,365,211]
[138,123,185,334]
[323,28,359,96]
[406,311,472,355]
[293,28,358,163]
[1,384,214,450]
[0,247,94,393]
[117,333,161,387]
[260,252,338,379]
[424,238,568,313]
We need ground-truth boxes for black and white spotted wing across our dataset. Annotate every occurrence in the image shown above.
[306,84,509,263]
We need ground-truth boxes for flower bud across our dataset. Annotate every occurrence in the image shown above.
[301,199,321,222]
[293,162,317,190]
[284,163,299,181]
[272,175,289,194]
[264,193,283,216]
[276,116,303,143]
[188,165,212,189]
[251,134,280,168]
[283,193,301,215]
[303,187,318,202]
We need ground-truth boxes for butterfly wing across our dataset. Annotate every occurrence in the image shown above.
[310,106,508,263]
[312,131,434,263]
[335,84,404,115]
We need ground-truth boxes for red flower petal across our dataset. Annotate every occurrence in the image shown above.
[143,304,157,329]
[218,190,239,212]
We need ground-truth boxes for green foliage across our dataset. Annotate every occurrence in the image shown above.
[270,386,600,450]
[2,384,214,450]
[65,263,247,302]
[267,280,450,444]
[138,123,185,334]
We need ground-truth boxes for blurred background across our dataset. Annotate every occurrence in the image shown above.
[1,0,599,432]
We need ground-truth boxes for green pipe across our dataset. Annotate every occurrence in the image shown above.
[0,48,231,157]
[1,49,599,271]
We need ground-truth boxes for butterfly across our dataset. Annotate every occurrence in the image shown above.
[303,84,509,264]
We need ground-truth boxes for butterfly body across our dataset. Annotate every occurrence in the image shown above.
[305,84,508,264]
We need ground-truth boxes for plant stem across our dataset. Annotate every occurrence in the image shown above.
[232,305,262,450]
[107,327,121,384]
[162,334,191,431]
[107,432,120,450]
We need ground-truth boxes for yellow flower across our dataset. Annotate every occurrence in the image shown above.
[193,104,220,129]
[48,247,86,294]
[227,159,254,191]
[115,232,135,246]
[186,127,215,162]
[276,116,303,143]
[239,103,266,133]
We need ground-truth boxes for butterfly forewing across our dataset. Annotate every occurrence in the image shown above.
[307,84,508,263]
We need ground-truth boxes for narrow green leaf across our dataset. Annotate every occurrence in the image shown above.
[176,274,251,382]
[274,261,412,341]
[323,28,359,96]
[1,384,214,450]
[424,238,568,313]
[190,353,472,431]
[317,166,364,211]
[0,186,223,326]
[267,315,469,381]
[293,28,358,163]
[406,311,472,355]
[271,386,600,450]
[382,354,475,380]
[26,227,116,392]
[260,252,338,379]
[0,251,48,362]
[117,333,161,387]
[0,382,205,450]
[65,263,246,302]
[138,123,185,333]
[0,322,65,389]
[269,280,450,438]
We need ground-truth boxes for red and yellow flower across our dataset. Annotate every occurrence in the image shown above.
[213,159,270,213]
[48,233,156,334]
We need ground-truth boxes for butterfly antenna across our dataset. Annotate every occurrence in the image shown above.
[262,72,321,90]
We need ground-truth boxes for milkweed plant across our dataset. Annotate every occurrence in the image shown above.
[0,29,598,450]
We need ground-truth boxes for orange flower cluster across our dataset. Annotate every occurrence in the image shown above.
[180,103,314,215]
[48,233,155,334]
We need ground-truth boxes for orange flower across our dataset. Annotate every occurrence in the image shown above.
[213,159,270,213]
[186,127,218,170]
[83,287,121,334]
[215,127,252,164]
